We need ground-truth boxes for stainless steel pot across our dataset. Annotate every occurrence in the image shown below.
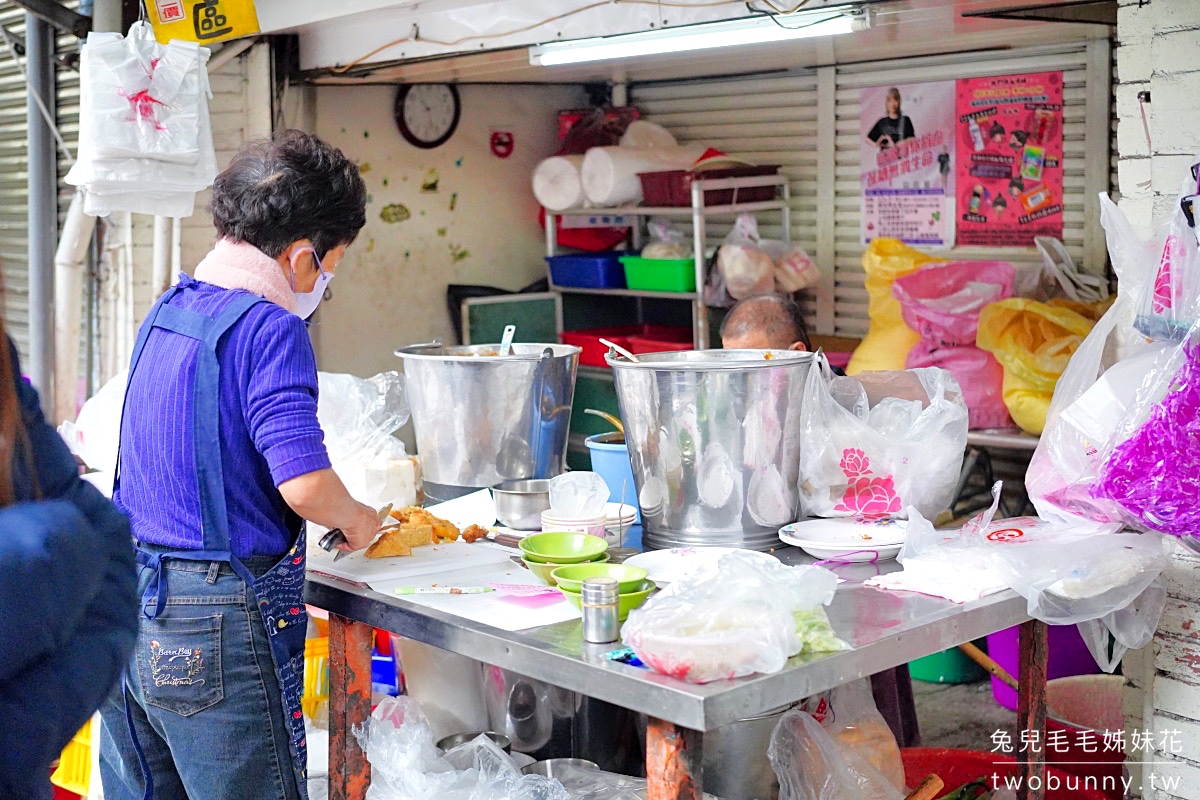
[492,479,552,530]
[701,704,794,800]
[607,349,814,551]
[395,343,580,498]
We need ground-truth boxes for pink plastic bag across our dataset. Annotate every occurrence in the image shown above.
[894,261,1015,429]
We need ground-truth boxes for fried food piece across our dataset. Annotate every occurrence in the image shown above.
[365,535,414,559]
[390,506,460,543]
[461,524,489,543]
[365,523,434,559]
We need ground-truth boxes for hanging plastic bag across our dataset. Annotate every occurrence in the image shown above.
[798,358,968,521]
[768,704,905,800]
[846,238,941,375]
[1134,173,1200,342]
[762,239,821,293]
[976,297,1097,435]
[1013,237,1110,304]
[1027,194,1170,525]
[894,260,1015,430]
[1077,579,1167,673]
[640,218,691,260]
[622,552,844,684]
[66,21,218,218]
[717,214,775,300]
[798,680,905,791]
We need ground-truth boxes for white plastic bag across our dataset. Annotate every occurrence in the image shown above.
[768,704,905,800]
[798,358,968,520]
[358,696,568,800]
[1134,172,1200,342]
[640,218,691,260]
[762,239,820,293]
[717,214,775,300]
[798,680,905,791]
[57,370,128,472]
[622,552,843,684]
[317,372,417,509]
[66,21,217,218]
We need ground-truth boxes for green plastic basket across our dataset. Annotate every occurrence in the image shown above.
[619,256,697,293]
[909,640,988,684]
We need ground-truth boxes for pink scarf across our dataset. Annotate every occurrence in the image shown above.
[193,238,298,314]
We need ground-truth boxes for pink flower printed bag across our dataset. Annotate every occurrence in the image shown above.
[798,357,969,521]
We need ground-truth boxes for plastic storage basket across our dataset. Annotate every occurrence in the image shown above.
[546,251,628,289]
[561,325,652,368]
[625,325,693,354]
[303,635,330,721]
[50,719,93,797]
[620,256,697,293]
[637,165,780,207]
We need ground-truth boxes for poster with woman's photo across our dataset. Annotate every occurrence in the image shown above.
[859,81,956,247]
[954,71,1064,246]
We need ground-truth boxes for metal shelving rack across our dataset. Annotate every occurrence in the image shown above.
[544,173,791,348]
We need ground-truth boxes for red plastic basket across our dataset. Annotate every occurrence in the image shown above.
[560,326,644,368]
[901,748,1110,800]
[625,325,694,355]
[637,165,780,207]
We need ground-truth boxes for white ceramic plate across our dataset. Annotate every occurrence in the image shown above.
[778,517,907,562]
[604,502,637,523]
[623,547,777,585]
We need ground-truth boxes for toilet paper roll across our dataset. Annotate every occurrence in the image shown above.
[580,145,707,206]
[532,155,586,211]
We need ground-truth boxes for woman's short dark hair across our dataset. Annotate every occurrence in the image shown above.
[211,130,366,259]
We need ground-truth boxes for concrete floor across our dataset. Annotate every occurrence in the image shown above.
[914,677,1020,751]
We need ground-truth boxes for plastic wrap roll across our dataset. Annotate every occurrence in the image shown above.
[532,155,585,211]
[581,145,707,206]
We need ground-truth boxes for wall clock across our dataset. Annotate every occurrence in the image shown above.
[394,83,461,149]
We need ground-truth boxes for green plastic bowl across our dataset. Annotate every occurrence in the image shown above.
[523,553,609,585]
[520,549,609,565]
[558,579,656,620]
[550,563,648,594]
[519,532,608,564]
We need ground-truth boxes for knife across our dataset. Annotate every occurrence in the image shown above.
[319,503,394,561]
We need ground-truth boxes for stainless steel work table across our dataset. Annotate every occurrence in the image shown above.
[307,550,1051,800]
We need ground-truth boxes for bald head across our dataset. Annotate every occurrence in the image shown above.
[720,293,811,351]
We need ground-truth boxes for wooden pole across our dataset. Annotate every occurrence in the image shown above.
[1016,619,1049,800]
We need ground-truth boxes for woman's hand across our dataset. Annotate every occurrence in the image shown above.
[278,468,383,551]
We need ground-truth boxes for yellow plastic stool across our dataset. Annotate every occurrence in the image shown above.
[50,718,93,796]
[303,635,330,720]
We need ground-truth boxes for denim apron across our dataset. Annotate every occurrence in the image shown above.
[116,285,309,797]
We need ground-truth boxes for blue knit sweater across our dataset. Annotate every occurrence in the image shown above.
[114,275,332,557]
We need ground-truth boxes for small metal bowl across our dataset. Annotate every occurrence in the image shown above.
[436,731,512,753]
[492,479,552,530]
[520,758,599,778]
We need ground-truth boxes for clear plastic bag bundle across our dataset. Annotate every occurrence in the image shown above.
[768,703,905,800]
[762,239,820,293]
[798,358,968,520]
[797,680,905,791]
[717,214,776,300]
[1134,173,1200,342]
[621,552,843,684]
[640,218,691,260]
[65,21,217,218]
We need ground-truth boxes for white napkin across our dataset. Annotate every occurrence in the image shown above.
[866,557,1008,603]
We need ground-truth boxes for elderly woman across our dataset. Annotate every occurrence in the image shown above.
[99,130,381,799]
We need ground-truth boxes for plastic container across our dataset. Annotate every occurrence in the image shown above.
[1045,675,1125,800]
[909,641,988,684]
[901,747,1109,800]
[620,256,696,293]
[546,251,628,289]
[625,325,693,355]
[541,510,608,542]
[303,635,330,721]
[987,624,1098,711]
[585,432,640,523]
[637,165,780,207]
[50,720,92,797]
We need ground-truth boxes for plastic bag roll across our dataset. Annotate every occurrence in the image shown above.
[531,155,585,211]
[581,145,707,206]
[618,120,677,150]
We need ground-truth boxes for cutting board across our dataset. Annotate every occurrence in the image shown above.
[307,540,514,583]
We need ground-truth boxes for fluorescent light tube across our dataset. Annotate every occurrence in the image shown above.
[530,13,858,66]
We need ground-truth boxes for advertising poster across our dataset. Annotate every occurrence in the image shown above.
[860,81,956,247]
[955,71,1064,246]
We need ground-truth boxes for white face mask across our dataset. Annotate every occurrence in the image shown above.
[290,247,334,320]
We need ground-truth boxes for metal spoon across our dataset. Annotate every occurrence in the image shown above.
[500,324,516,356]
[583,408,624,434]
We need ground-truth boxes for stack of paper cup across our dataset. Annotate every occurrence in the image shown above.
[541,509,607,540]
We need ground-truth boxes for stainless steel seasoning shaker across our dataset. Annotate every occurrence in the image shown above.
[581,577,620,643]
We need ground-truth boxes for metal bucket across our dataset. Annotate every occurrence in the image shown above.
[702,704,793,800]
[396,342,580,498]
[607,349,813,551]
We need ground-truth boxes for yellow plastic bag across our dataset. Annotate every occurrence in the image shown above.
[976,298,1097,435]
[846,239,940,375]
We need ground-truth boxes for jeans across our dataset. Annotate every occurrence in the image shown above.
[98,552,304,800]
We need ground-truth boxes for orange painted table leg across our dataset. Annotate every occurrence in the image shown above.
[329,613,373,800]
[646,717,703,800]
[1016,619,1048,800]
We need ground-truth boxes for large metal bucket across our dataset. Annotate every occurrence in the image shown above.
[395,342,580,499]
[607,349,813,551]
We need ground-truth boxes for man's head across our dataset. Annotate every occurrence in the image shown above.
[720,293,811,351]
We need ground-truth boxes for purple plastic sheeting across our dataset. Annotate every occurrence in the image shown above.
[1092,342,1200,536]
